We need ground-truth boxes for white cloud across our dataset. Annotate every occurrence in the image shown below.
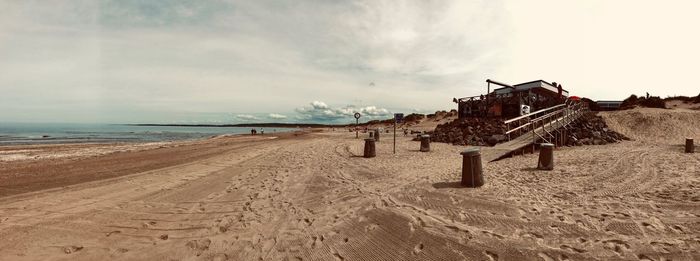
[360,106,390,116]
[310,101,329,110]
[235,114,258,120]
[295,101,391,122]
[268,113,287,119]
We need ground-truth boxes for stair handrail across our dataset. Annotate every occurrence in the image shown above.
[504,104,565,124]
[504,100,588,141]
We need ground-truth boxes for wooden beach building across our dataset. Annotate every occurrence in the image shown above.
[453,79,569,119]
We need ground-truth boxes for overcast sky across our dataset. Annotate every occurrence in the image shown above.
[1,0,699,124]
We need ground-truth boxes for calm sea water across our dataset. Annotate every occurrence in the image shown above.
[0,123,295,146]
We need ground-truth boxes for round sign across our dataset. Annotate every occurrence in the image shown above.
[354,112,361,119]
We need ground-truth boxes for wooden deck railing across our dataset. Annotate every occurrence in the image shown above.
[503,101,588,143]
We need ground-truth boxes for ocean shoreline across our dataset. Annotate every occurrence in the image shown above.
[0,123,300,147]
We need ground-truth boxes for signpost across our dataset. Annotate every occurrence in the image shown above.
[354,112,361,138]
[393,113,403,154]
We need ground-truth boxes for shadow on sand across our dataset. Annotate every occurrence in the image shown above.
[432,181,463,189]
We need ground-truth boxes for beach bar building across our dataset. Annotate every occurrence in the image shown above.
[453,79,569,119]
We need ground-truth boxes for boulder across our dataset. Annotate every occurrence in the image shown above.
[487,134,507,146]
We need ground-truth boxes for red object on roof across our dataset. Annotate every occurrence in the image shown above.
[568,96,581,101]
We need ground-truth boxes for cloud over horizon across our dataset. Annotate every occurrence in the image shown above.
[268,113,287,120]
[295,101,391,122]
[235,114,258,121]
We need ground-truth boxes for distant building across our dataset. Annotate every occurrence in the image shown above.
[454,79,569,118]
[596,100,622,111]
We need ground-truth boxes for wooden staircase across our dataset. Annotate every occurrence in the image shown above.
[485,101,588,162]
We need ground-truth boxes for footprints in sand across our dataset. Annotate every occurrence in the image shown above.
[649,241,675,254]
[412,242,424,255]
[484,250,499,261]
[560,244,586,253]
[5,136,693,260]
[480,230,505,239]
[520,231,544,244]
[537,252,554,261]
[364,223,379,232]
[62,245,83,254]
[185,238,211,256]
[308,235,324,249]
[602,239,630,256]
[210,253,229,261]
[332,251,345,261]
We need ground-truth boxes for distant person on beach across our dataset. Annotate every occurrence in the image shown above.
[261,129,264,135]
[557,84,563,101]
[403,129,408,136]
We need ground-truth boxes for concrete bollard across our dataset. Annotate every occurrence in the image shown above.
[364,138,376,158]
[460,148,484,187]
[537,143,554,170]
[374,129,380,142]
[686,138,694,153]
[420,135,431,152]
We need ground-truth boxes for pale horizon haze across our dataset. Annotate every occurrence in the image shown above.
[1,0,699,124]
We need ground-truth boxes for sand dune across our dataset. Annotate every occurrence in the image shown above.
[0,109,698,260]
[601,107,700,144]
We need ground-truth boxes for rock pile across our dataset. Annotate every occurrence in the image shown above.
[424,112,628,147]
[565,113,630,146]
[424,117,507,146]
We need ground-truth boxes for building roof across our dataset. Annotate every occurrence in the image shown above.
[514,79,569,93]
[492,86,512,92]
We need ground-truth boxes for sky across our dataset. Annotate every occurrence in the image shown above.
[1,0,699,124]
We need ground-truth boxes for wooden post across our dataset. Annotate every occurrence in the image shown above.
[486,81,490,109]
[537,143,554,170]
[364,138,376,158]
[393,121,396,154]
[562,128,567,146]
[355,118,359,139]
[686,138,694,153]
[460,148,484,187]
[532,119,536,154]
[420,135,430,152]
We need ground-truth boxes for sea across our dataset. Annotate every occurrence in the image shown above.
[0,123,295,146]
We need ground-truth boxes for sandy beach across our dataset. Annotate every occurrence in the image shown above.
[0,108,698,260]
